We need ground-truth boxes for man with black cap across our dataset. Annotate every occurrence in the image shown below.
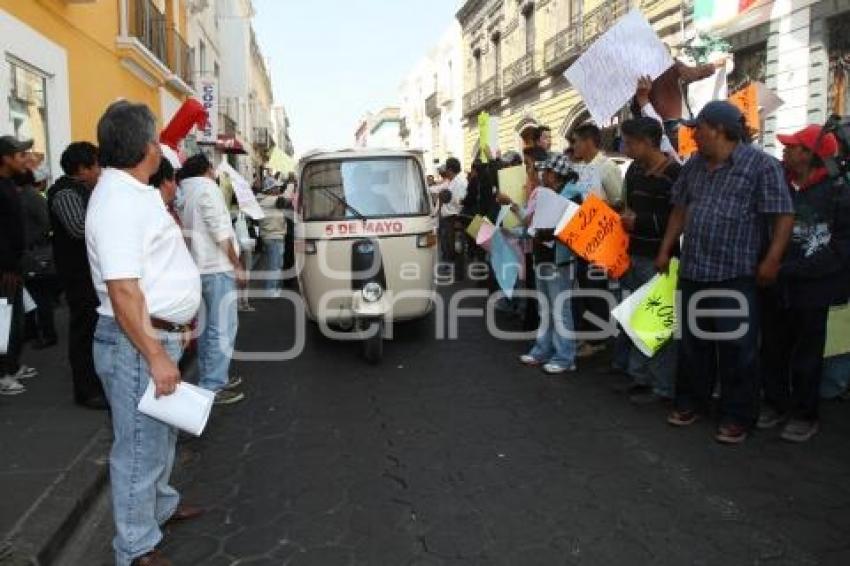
[0,136,34,395]
[758,125,850,442]
[655,100,795,444]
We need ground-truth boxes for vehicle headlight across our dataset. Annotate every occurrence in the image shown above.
[362,281,383,303]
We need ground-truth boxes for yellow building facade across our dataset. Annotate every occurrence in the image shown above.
[457,0,686,164]
[0,0,194,176]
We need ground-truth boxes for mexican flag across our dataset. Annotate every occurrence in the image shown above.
[694,0,758,30]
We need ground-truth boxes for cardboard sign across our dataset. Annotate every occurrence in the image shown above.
[612,259,679,357]
[478,112,490,163]
[564,9,674,124]
[678,125,698,158]
[629,260,679,356]
[497,165,528,207]
[555,194,630,278]
[825,305,850,358]
[465,215,492,240]
[728,83,759,134]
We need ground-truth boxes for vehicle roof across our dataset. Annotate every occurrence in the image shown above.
[299,148,423,164]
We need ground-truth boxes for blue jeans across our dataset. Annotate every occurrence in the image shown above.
[617,255,678,398]
[93,316,183,566]
[199,272,238,391]
[529,263,577,368]
[263,238,285,291]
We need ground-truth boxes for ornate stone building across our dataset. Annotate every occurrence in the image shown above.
[456,0,688,164]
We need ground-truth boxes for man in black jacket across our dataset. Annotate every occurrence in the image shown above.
[0,136,32,396]
[759,125,850,442]
[47,142,106,409]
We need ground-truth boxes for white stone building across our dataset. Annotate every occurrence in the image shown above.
[216,0,274,177]
[398,22,464,174]
[699,0,850,156]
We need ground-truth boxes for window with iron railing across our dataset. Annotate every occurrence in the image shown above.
[128,0,167,64]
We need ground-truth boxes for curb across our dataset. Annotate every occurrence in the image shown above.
[0,427,111,566]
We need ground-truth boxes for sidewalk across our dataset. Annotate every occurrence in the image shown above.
[0,307,111,566]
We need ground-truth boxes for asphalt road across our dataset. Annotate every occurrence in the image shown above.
[68,284,850,566]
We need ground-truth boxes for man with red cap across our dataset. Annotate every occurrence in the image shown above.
[758,125,850,442]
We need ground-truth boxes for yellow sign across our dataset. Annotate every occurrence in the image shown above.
[630,260,679,355]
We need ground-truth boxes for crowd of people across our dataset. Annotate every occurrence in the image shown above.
[0,101,298,566]
[0,79,848,563]
[428,78,849,447]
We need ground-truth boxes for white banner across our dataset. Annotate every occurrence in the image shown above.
[197,78,219,144]
[564,9,673,125]
[216,161,265,220]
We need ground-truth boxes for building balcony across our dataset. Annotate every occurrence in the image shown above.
[118,0,194,95]
[544,23,582,75]
[583,0,631,45]
[425,92,440,118]
[502,51,541,97]
[463,76,501,117]
[253,127,271,149]
[128,0,167,61]
[169,28,193,87]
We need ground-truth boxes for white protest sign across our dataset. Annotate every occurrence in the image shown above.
[216,161,265,220]
[531,188,580,231]
[755,81,784,116]
[564,9,674,125]
[687,64,730,118]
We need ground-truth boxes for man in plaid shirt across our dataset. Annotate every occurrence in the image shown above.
[655,101,795,445]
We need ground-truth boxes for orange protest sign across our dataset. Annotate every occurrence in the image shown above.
[556,194,631,278]
[728,83,759,134]
[678,125,698,158]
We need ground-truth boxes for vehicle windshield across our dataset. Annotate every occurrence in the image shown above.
[301,157,430,220]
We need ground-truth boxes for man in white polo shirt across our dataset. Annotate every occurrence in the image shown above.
[177,154,246,405]
[86,101,203,566]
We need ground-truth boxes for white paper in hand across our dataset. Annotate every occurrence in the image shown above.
[531,188,580,231]
[0,299,11,355]
[138,380,216,436]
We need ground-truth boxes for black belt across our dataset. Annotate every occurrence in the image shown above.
[150,317,191,333]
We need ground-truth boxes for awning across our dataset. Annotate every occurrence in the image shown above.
[214,135,248,155]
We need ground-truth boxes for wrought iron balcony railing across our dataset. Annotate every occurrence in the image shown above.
[425,92,440,118]
[543,24,582,74]
[462,76,501,116]
[502,52,540,96]
[583,0,631,45]
[128,0,167,63]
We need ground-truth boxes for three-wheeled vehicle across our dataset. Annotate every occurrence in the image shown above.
[294,149,438,363]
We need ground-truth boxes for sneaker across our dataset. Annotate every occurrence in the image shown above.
[667,409,698,427]
[13,365,38,380]
[0,376,26,396]
[780,419,819,443]
[519,354,543,367]
[577,342,606,359]
[757,406,787,430]
[213,390,245,406]
[715,423,749,445]
[223,375,243,390]
[542,363,577,375]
